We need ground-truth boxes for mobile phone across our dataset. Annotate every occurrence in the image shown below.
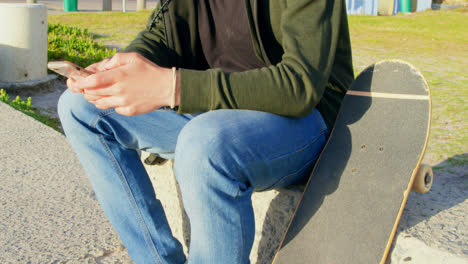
[47,61,93,80]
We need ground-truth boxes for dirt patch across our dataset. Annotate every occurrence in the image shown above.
[2,75,66,119]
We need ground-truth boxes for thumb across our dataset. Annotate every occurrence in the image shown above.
[103,52,139,70]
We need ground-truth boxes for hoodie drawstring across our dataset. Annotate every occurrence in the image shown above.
[148,0,172,30]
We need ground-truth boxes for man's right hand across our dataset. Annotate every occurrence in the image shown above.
[66,57,113,103]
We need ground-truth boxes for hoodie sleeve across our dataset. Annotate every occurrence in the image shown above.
[178,0,348,118]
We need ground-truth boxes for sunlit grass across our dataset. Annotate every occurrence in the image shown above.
[46,8,468,164]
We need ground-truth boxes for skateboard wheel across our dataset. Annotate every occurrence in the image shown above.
[412,164,433,193]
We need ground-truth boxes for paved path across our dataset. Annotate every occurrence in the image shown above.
[0,1,466,262]
[0,103,132,263]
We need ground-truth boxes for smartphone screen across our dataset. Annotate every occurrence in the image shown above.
[47,61,93,80]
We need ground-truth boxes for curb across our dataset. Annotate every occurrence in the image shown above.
[0,74,60,95]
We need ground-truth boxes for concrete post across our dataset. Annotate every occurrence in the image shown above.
[0,4,47,82]
[137,0,146,11]
[102,0,112,11]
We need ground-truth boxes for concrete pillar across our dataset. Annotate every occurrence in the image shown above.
[102,0,112,11]
[0,4,47,82]
[137,0,146,11]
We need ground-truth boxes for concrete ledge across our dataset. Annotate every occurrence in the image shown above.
[143,153,468,263]
[1,103,465,263]
[0,74,59,95]
[143,155,303,263]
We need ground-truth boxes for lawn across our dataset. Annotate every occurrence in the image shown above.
[347,9,467,166]
[48,10,153,49]
[47,8,467,166]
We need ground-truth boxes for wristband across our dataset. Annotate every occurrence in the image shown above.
[170,67,177,109]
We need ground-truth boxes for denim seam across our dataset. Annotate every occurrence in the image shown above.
[89,108,115,128]
[272,155,317,188]
[312,109,329,136]
[236,196,246,262]
[258,130,326,191]
[265,128,324,164]
[98,134,163,264]
[312,111,324,134]
[94,115,163,264]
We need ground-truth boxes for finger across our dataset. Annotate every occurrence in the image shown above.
[94,58,113,72]
[66,77,83,93]
[83,93,105,102]
[84,85,116,96]
[73,69,118,91]
[115,106,138,116]
[84,63,99,74]
[103,52,140,70]
[69,72,86,82]
[85,57,110,73]
[83,79,125,96]
[66,77,74,88]
[94,103,112,110]
[94,96,125,110]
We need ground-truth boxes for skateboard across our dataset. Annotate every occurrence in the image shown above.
[272,60,432,264]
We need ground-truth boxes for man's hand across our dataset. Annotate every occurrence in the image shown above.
[67,52,179,116]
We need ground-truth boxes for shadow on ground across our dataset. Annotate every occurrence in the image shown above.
[400,153,467,231]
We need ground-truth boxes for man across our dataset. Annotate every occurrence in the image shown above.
[58,0,354,263]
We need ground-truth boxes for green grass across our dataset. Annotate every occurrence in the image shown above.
[43,8,467,165]
[348,9,468,165]
[48,23,116,66]
[48,11,152,50]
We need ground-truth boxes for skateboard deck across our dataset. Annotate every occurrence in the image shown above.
[272,60,432,264]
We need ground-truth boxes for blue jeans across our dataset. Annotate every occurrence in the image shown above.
[58,89,328,264]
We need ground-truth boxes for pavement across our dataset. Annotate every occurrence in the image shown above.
[0,102,133,263]
[0,1,467,263]
[0,3,142,263]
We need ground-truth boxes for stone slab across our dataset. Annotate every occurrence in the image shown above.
[0,102,131,263]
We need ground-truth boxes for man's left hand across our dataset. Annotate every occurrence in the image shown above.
[67,52,178,116]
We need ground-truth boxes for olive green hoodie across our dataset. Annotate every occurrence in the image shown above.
[125,0,354,129]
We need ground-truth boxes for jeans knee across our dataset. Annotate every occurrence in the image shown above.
[175,118,224,171]
[58,89,79,121]
[175,113,236,166]
[174,114,250,198]
[58,89,99,129]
